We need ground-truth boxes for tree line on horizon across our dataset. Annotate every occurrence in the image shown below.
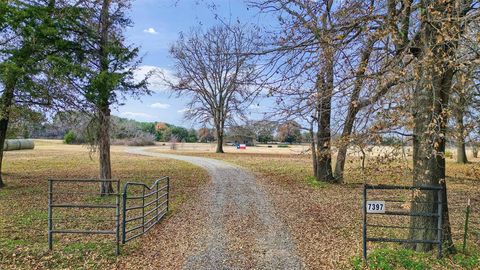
[7,109,315,145]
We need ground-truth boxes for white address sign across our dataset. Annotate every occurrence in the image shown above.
[366,201,386,213]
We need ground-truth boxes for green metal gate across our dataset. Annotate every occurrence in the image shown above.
[47,179,121,255]
[121,177,170,243]
[47,177,170,254]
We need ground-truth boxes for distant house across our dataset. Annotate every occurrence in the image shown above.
[226,135,256,146]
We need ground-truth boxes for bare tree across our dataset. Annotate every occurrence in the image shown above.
[197,127,215,143]
[450,28,480,164]
[166,24,263,153]
[277,121,301,143]
[250,0,395,182]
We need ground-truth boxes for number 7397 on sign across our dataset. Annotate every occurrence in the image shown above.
[366,201,386,213]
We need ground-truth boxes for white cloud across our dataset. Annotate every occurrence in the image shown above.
[143,27,158,34]
[150,102,171,109]
[177,108,189,114]
[133,65,176,93]
[121,111,154,119]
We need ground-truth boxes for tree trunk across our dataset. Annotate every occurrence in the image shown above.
[215,121,224,153]
[315,101,334,181]
[98,106,113,195]
[216,129,224,153]
[409,73,454,252]
[309,123,318,178]
[455,110,468,164]
[0,118,8,188]
[315,42,335,182]
[334,36,375,183]
[473,146,478,158]
[334,145,348,183]
[409,52,454,253]
[334,109,357,183]
[407,0,459,253]
[97,0,113,195]
[436,136,454,253]
[0,81,16,188]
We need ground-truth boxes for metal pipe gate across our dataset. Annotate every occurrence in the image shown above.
[47,177,170,255]
[48,179,121,255]
[122,177,170,244]
[362,184,444,262]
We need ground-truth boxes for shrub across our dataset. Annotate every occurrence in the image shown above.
[169,136,178,150]
[124,132,156,146]
[112,132,156,146]
[63,131,76,144]
[445,151,453,159]
[124,139,155,146]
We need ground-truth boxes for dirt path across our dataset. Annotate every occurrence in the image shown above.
[126,147,304,269]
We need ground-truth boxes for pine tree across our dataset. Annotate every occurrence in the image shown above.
[65,0,148,195]
[0,0,81,188]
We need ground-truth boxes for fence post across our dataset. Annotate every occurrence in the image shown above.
[115,180,120,256]
[142,186,145,233]
[166,177,170,213]
[48,179,53,250]
[156,180,159,221]
[121,184,128,244]
[437,188,443,259]
[362,184,367,262]
[463,198,471,253]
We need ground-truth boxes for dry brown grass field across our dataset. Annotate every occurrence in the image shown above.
[0,140,479,269]
[0,140,210,269]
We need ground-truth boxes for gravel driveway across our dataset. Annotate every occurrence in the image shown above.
[126,147,305,269]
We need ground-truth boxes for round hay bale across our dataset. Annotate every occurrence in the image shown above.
[19,139,34,150]
[4,139,21,151]
[3,139,35,151]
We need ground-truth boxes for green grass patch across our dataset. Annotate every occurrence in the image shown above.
[305,176,328,188]
[351,248,480,270]
[0,238,29,250]
[452,253,479,269]
[17,209,48,226]
[86,194,117,204]
[277,144,290,148]
[62,242,113,255]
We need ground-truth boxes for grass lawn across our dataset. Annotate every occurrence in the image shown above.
[150,148,480,269]
[0,140,209,269]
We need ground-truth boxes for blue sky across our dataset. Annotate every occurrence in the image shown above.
[115,0,276,127]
